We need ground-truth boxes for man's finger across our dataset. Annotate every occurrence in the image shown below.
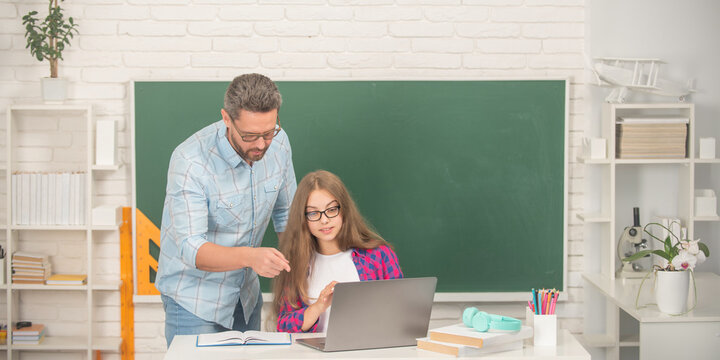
[271,252,291,271]
[271,248,289,263]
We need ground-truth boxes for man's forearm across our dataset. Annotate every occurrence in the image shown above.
[195,242,251,272]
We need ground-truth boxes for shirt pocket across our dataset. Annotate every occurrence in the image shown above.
[213,193,251,231]
[264,176,281,207]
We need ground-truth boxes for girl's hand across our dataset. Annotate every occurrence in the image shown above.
[314,281,338,312]
[301,281,338,331]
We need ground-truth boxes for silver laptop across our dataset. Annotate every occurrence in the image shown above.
[296,277,437,352]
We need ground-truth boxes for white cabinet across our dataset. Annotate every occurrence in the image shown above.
[2,104,121,359]
[579,103,720,360]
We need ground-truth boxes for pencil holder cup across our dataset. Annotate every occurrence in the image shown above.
[525,307,557,346]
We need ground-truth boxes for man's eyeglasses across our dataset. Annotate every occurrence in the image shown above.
[305,205,341,222]
[226,109,282,142]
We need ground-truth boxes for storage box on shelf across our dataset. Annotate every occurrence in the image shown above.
[579,103,720,360]
[2,105,121,357]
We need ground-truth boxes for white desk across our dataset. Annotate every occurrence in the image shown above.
[164,330,590,360]
[583,272,720,360]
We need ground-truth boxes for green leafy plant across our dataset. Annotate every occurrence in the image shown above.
[623,222,710,271]
[22,0,79,78]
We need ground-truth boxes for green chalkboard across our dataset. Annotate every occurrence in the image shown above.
[134,80,567,293]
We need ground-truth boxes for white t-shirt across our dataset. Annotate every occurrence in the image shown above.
[306,249,360,332]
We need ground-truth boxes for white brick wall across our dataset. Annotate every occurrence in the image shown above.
[0,1,586,359]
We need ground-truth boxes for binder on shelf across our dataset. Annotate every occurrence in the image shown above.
[21,173,30,225]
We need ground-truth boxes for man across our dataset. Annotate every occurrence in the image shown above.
[156,74,296,347]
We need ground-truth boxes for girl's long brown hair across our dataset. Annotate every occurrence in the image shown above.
[272,170,388,319]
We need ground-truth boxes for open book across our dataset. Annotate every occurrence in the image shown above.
[196,330,291,347]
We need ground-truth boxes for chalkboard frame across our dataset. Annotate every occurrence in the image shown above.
[130,79,569,301]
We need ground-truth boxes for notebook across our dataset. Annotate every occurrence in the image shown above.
[296,277,437,352]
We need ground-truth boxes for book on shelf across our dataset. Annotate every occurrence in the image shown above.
[428,323,533,348]
[12,323,45,336]
[196,330,291,347]
[12,252,48,263]
[11,267,50,275]
[12,260,51,269]
[11,279,46,285]
[616,116,689,124]
[46,274,87,285]
[11,172,87,226]
[417,337,523,357]
[12,334,45,345]
[11,274,47,280]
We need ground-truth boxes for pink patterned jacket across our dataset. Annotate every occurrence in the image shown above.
[276,245,403,333]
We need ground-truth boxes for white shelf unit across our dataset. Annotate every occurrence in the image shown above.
[580,103,720,360]
[3,105,122,359]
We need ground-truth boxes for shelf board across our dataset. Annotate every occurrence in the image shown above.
[693,215,720,222]
[619,333,640,347]
[8,280,120,291]
[577,156,611,164]
[577,333,616,348]
[11,225,88,231]
[9,224,120,231]
[694,158,720,164]
[91,223,121,231]
[9,104,91,112]
[577,213,611,223]
[615,158,690,164]
[92,164,120,171]
[2,335,120,351]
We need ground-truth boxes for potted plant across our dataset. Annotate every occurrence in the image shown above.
[623,221,710,314]
[22,0,79,103]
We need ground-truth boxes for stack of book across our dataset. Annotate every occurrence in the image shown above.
[615,116,688,159]
[12,323,45,345]
[11,252,51,285]
[417,323,533,357]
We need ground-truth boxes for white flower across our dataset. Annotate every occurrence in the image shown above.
[680,239,700,255]
[671,250,697,270]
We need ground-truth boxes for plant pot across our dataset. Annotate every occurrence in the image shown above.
[41,77,68,103]
[655,270,690,314]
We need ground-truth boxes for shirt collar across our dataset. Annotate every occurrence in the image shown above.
[216,125,245,168]
[215,123,271,169]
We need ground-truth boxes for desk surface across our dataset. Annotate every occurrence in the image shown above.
[583,272,720,323]
[165,330,590,360]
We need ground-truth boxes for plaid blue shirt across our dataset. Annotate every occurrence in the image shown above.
[156,120,296,329]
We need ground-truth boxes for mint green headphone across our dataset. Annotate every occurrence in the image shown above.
[462,307,522,332]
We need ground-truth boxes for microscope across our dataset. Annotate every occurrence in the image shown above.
[616,207,652,278]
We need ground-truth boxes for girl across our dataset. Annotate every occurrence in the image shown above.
[273,170,403,333]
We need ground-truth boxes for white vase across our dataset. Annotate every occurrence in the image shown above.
[41,77,68,103]
[655,270,690,314]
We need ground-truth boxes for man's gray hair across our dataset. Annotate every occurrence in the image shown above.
[224,73,282,120]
